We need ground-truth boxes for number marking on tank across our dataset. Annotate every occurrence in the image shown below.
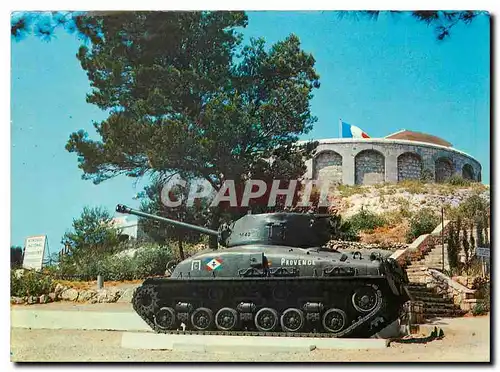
[191,260,202,271]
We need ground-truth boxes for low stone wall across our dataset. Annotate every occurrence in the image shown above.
[390,220,450,267]
[10,283,138,306]
[326,240,407,252]
[426,269,479,312]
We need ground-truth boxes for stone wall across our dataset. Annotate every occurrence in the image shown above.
[313,150,342,183]
[397,152,422,181]
[354,150,385,185]
[435,157,453,183]
[304,138,482,186]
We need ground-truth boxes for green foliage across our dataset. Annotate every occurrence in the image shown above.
[420,168,434,183]
[347,209,387,233]
[447,219,461,270]
[445,174,472,187]
[337,184,367,198]
[336,220,361,242]
[11,246,23,268]
[399,180,425,194]
[139,178,212,256]
[63,12,319,201]
[62,206,121,262]
[406,208,439,243]
[55,243,174,281]
[133,245,174,279]
[462,227,470,262]
[11,269,55,297]
[471,302,489,316]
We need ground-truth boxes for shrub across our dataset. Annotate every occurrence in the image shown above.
[55,242,175,281]
[406,208,439,243]
[420,168,434,183]
[134,246,174,278]
[336,220,360,241]
[471,302,489,316]
[399,180,425,194]
[347,209,387,232]
[445,175,472,187]
[11,269,55,297]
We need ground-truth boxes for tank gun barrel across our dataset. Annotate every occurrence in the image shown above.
[115,204,219,237]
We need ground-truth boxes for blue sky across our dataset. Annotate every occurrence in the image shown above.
[11,11,490,250]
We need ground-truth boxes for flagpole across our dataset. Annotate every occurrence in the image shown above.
[339,118,342,138]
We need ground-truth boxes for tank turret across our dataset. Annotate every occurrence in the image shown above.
[116,204,337,248]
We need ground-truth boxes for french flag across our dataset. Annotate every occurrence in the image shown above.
[341,120,370,139]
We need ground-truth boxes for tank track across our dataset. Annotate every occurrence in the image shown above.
[132,277,403,338]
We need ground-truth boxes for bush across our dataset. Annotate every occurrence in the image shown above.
[420,168,434,183]
[471,302,489,316]
[406,208,439,243]
[11,269,55,297]
[55,243,175,281]
[445,174,472,187]
[347,209,387,233]
[134,246,174,278]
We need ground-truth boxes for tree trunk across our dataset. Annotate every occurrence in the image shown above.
[178,238,185,260]
[209,208,221,250]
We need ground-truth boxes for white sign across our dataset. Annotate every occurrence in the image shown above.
[476,247,490,258]
[23,235,47,270]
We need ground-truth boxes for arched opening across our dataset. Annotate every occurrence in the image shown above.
[354,150,385,185]
[397,152,422,181]
[462,164,474,180]
[313,151,343,184]
[435,157,454,183]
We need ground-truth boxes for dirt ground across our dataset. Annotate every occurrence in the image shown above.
[10,315,490,362]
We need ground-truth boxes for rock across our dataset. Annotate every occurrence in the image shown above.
[93,287,123,303]
[117,288,136,303]
[55,283,67,295]
[60,288,79,302]
[48,292,57,302]
[39,294,49,304]
[27,295,38,305]
[10,296,24,305]
[78,290,97,302]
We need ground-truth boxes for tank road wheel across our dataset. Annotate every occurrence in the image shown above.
[322,308,347,333]
[352,286,378,313]
[254,307,279,332]
[191,307,214,331]
[280,308,305,332]
[154,307,177,330]
[215,307,239,331]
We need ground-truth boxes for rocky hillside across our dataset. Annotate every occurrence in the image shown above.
[331,181,489,218]
[328,181,490,246]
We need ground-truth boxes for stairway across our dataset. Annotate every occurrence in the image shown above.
[405,244,467,322]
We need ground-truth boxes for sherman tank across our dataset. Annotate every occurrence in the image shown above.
[116,204,409,338]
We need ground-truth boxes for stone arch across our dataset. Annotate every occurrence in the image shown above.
[435,157,454,183]
[355,150,385,185]
[313,151,343,184]
[397,152,422,181]
[462,164,474,180]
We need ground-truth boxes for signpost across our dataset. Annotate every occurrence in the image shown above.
[476,247,490,258]
[22,235,47,271]
[476,247,490,278]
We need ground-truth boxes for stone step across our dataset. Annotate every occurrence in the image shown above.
[410,293,450,302]
[424,308,467,317]
[423,301,457,309]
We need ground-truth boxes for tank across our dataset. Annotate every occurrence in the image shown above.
[116,204,409,337]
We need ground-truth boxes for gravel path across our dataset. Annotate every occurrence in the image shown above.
[10,316,490,362]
